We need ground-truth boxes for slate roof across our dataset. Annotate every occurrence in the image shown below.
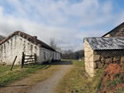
[0,31,55,51]
[102,22,124,37]
[0,35,5,41]
[85,37,124,50]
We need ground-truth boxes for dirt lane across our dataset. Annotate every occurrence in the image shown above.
[0,61,72,93]
[27,64,72,93]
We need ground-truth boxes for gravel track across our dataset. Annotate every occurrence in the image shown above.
[27,64,72,93]
[0,61,72,93]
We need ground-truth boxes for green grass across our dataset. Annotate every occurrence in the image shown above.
[0,64,49,86]
[56,60,103,93]
[116,88,124,93]
[0,65,18,73]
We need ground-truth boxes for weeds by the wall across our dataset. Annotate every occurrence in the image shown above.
[56,60,103,93]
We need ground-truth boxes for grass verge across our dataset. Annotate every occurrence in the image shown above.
[0,64,50,87]
[56,60,103,93]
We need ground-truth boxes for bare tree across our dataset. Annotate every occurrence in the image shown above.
[49,38,62,53]
[61,49,84,59]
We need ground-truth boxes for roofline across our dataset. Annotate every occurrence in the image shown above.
[94,49,124,51]
[0,31,55,51]
[84,37,124,39]
[85,37,124,51]
[0,31,20,45]
[102,22,124,37]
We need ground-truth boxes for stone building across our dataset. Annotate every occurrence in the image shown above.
[84,37,124,77]
[103,22,124,37]
[0,31,61,65]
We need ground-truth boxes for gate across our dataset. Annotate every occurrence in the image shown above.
[21,52,37,68]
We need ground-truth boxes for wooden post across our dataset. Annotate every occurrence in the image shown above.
[34,53,37,64]
[10,56,17,71]
[21,52,25,68]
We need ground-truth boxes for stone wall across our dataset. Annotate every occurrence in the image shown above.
[94,50,124,69]
[0,34,61,65]
[0,35,41,65]
[84,39,124,77]
[84,39,95,77]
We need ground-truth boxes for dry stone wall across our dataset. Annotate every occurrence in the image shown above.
[84,39,124,77]
[94,50,124,69]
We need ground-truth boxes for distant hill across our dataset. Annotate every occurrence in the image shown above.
[0,35,5,41]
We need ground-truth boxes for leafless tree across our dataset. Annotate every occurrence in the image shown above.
[49,38,57,49]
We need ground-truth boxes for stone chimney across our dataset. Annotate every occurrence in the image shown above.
[33,36,37,39]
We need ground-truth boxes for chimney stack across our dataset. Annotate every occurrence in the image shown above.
[33,36,37,39]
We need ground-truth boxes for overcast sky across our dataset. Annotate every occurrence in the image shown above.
[0,0,124,51]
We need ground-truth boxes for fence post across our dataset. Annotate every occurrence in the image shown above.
[10,56,17,71]
[34,53,37,64]
[21,52,25,68]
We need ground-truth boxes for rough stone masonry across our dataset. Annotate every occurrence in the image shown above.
[84,37,124,77]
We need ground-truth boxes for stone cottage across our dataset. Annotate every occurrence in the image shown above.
[84,37,124,77]
[0,31,61,65]
[103,22,124,37]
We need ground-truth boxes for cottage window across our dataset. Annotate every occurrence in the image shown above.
[30,45,33,54]
[28,43,30,47]
[30,45,33,50]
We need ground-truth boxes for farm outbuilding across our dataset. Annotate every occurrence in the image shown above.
[84,37,124,77]
[103,22,124,37]
[0,31,61,65]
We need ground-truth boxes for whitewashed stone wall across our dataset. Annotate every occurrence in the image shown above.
[39,48,53,62]
[0,34,61,65]
[56,52,61,61]
[0,35,40,65]
[39,48,61,63]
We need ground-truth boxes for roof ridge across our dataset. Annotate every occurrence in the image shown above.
[85,37,124,39]
[86,37,124,50]
[102,22,124,37]
[0,31,55,51]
